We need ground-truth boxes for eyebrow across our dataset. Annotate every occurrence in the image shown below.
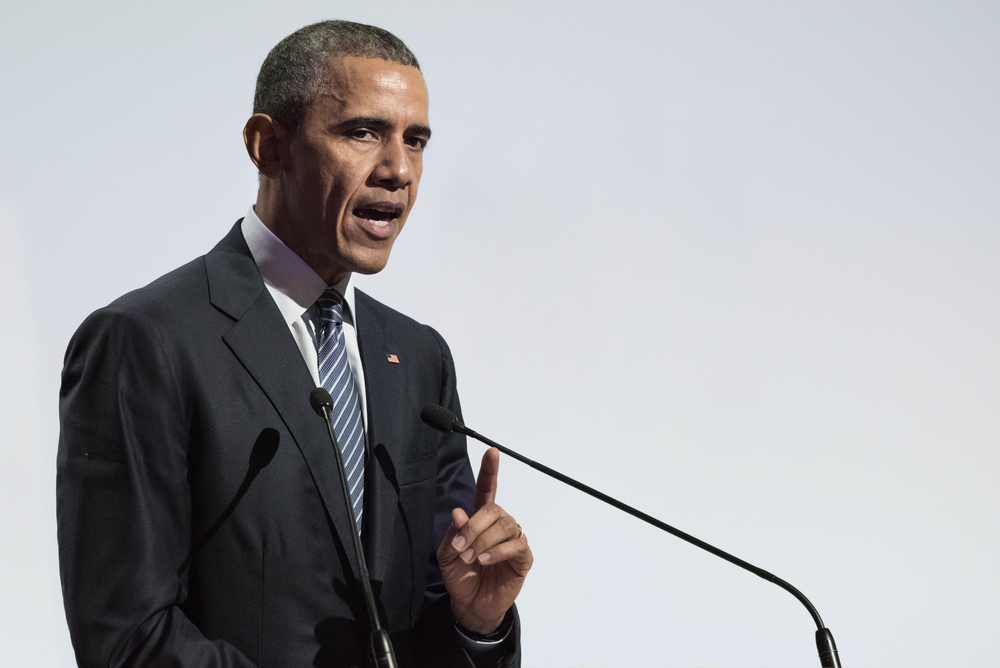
[337,116,432,140]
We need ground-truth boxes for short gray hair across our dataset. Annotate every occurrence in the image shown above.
[253,20,420,134]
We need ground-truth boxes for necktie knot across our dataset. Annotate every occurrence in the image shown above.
[316,288,344,322]
[316,289,344,348]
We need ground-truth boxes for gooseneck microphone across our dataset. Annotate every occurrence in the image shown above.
[421,404,842,668]
[311,388,397,668]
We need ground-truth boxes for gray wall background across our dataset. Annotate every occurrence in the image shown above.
[2,2,997,666]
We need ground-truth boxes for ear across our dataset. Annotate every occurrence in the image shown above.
[243,113,286,179]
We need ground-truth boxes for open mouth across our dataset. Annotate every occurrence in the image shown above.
[354,206,403,223]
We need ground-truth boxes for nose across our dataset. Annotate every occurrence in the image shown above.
[370,137,415,190]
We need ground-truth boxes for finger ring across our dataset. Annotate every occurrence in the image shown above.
[516,523,523,539]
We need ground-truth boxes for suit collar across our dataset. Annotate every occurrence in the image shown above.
[206,222,362,575]
[204,221,265,321]
[354,291,405,584]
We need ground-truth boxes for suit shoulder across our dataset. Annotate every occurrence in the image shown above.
[84,220,248,327]
[98,255,211,324]
[64,256,211,362]
[353,289,459,375]
[354,289,446,340]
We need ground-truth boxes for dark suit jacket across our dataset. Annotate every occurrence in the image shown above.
[57,223,518,667]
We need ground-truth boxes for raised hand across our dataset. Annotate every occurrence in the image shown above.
[437,447,533,633]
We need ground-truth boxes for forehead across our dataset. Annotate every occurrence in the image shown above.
[314,55,428,115]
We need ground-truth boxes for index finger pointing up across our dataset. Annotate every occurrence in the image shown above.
[474,447,500,510]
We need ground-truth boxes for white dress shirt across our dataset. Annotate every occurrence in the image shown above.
[240,206,369,433]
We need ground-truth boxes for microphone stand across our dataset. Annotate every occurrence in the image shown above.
[311,389,397,668]
[422,405,842,668]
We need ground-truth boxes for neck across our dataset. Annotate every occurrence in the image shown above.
[254,184,346,285]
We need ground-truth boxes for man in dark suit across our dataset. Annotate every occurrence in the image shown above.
[57,20,532,667]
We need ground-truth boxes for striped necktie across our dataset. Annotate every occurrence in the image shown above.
[315,288,366,533]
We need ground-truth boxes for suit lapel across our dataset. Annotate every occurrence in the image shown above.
[205,223,360,575]
[355,291,406,585]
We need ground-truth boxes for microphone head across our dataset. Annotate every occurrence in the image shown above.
[421,404,459,433]
[309,388,334,416]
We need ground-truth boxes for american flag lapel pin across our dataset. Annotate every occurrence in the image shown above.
[386,353,400,364]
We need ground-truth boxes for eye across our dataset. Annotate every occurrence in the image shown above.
[347,128,377,140]
[404,136,428,150]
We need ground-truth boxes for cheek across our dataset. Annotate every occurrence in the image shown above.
[327,167,371,210]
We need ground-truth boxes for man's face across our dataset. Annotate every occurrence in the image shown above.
[274,56,430,283]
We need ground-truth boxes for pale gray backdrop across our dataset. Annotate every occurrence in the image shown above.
[2,2,998,667]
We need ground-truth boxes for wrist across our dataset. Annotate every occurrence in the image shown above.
[451,602,507,635]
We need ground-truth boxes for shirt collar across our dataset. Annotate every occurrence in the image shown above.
[240,206,357,325]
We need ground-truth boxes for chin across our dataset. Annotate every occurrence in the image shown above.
[350,254,393,276]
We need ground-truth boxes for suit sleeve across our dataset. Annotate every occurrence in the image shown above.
[57,307,257,668]
[414,327,521,668]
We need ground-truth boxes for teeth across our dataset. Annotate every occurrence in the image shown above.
[355,207,398,222]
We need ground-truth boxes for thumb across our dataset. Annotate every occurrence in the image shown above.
[438,507,470,563]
